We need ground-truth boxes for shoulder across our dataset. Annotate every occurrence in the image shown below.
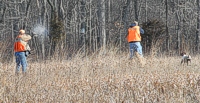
[133,26,140,29]
[21,34,31,40]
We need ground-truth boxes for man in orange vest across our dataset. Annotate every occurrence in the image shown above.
[14,29,31,75]
[126,22,144,59]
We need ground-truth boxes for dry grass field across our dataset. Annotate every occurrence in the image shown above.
[1,51,200,103]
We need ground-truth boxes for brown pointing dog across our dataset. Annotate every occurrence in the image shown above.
[180,52,191,66]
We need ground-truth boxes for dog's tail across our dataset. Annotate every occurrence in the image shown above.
[188,55,191,59]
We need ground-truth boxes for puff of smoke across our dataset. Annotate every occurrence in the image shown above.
[32,24,47,38]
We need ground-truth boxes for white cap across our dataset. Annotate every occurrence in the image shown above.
[19,29,25,34]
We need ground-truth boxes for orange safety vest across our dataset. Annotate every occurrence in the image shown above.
[14,36,25,52]
[127,26,141,42]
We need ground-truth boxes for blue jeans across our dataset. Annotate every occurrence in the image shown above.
[15,52,27,73]
[129,42,143,58]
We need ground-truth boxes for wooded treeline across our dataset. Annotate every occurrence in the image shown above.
[0,0,200,61]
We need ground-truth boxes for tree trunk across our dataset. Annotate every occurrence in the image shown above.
[165,0,169,52]
[98,0,106,51]
[122,0,131,30]
[176,12,181,54]
[80,0,86,55]
[145,0,147,22]
[102,0,106,51]
[134,0,138,21]
[41,0,47,59]
[196,0,200,52]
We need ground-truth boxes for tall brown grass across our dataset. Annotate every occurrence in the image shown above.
[1,49,200,103]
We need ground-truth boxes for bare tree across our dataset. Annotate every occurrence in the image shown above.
[134,0,138,21]
[197,0,200,52]
[98,0,106,51]
[80,0,86,55]
[1,0,200,61]
[165,0,169,52]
